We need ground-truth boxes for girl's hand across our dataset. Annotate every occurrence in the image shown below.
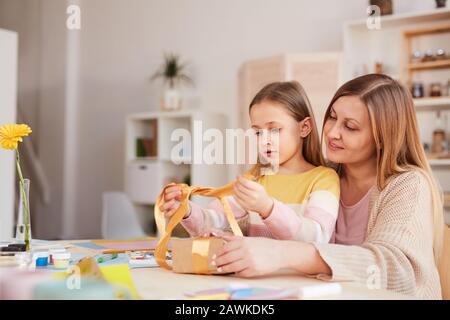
[232,175,274,218]
[212,235,283,277]
[159,184,190,218]
[200,228,234,238]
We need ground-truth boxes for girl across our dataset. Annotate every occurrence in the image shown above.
[211,74,445,299]
[160,81,340,244]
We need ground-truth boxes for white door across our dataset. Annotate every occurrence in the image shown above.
[0,29,18,240]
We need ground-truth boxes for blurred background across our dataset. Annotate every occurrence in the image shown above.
[0,0,449,241]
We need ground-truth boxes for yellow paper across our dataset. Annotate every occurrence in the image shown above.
[99,264,141,299]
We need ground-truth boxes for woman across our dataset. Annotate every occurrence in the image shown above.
[213,74,444,299]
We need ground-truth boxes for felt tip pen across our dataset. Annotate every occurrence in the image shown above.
[96,253,118,263]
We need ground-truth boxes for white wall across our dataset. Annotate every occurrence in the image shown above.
[71,0,368,238]
[0,0,69,240]
[0,28,18,240]
[0,0,442,239]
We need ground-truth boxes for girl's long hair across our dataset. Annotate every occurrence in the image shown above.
[248,81,323,178]
[323,73,444,264]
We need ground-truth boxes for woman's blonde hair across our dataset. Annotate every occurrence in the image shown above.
[323,73,444,263]
[248,81,323,177]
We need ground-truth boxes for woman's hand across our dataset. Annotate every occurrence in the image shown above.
[159,184,190,218]
[232,175,274,218]
[212,235,332,278]
[212,235,283,277]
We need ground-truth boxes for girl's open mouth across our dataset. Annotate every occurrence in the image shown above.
[264,150,277,158]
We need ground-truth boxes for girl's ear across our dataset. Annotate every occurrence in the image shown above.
[299,117,312,138]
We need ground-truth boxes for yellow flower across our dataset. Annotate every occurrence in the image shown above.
[0,124,32,150]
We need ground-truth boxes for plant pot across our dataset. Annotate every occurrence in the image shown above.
[161,87,182,111]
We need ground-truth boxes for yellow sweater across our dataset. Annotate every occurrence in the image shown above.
[183,166,340,243]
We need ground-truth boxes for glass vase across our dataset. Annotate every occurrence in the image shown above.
[15,178,32,249]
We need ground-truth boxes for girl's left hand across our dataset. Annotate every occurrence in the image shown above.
[212,235,283,277]
[233,175,274,218]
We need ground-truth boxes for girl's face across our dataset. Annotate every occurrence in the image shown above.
[250,100,310,167]
[323,96,376,165]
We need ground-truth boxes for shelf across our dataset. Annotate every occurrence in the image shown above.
[408,59,450,71]
[428,159,450,166]
[344,8,450,30]
[414,97,450,111]
[404,23,450,37]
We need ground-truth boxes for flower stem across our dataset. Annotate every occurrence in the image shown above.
[16,150,30,251]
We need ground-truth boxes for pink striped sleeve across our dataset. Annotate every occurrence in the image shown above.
[303,206,337,240]
[180,197,247,236]
[263,198,338,243]
[262,199,301,240]
[180,201,206,236]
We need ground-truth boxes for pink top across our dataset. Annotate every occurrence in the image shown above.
[331,187,373,245]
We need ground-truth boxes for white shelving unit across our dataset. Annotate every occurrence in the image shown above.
[343,9,450,225]
[125,110,229,208]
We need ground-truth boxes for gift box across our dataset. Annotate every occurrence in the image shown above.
[154,177,252,275]
[171,237,225,274]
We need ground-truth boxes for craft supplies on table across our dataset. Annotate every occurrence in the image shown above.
[34,251,49,267]
[96,253,118,264]
[126,251,159,268]
[0,255,139,300]
[49,247,67,265]
[0,243,26,252]
[184,283,343,300]
[52,252,71,269]
[74,238,161,254]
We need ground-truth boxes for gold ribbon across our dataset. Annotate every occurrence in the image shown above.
[154,174,254,272]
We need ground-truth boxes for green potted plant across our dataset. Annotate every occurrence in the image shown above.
[151,53,194,111]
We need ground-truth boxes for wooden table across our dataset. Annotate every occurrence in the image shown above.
[66,240,411,300]
[130,267,410,300]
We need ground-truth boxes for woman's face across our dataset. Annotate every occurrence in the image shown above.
[323,96,376,165]
[250,100,306,167]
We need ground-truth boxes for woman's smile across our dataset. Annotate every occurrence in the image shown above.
[327,141,344,152]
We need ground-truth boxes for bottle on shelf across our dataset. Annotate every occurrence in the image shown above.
[431,111,447,155]
[412,82,424,98]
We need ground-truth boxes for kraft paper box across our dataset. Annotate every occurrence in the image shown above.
[171,237,225,274]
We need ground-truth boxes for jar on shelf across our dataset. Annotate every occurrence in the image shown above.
[430,83,443,97]
[422,50,435,62]
[412,82,425,98]
[436,48,447,60]
[411,50,423,63]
